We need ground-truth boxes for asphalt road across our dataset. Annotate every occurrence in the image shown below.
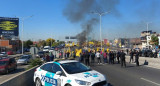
[91,62,160,86]
[0,65,29,84]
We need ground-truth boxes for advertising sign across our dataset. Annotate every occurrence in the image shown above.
[0,17,19,38]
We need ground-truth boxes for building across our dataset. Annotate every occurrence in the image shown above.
[0,36,21,52]
[130,38,141,49]
[141,30,157,49]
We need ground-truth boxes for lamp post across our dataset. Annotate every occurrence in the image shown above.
[91,11,109,50]
[146,22,152,49]
[16,16,33,54]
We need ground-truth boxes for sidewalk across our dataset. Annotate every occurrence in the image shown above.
[126,56,160,69]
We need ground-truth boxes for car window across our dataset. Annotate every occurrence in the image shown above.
[41,63,53,73]
[52,63,62,73]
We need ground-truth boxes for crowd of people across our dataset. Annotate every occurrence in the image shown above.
[40,48,145,68]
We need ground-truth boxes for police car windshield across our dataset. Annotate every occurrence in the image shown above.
[61,62,91,74]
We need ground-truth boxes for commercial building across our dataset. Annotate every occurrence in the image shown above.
[141,30,157,49]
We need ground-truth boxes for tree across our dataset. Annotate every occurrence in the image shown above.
[46,38,55,46]
[37,40,46,48]
[151,35,159,46]
[24,40,33,48]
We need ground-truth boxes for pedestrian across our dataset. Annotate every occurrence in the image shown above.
[111,51,114,64]
[73,51,76,59]
[126,49,129,55]
[91,51,95,65]
[109,51,112,64]
[117,50,121,64]
[103,51,107,64]
[135,50,139,66]
[120,50,126,67]
[85,51,90,66]
[129,49,134,63]
[45,54,50,62]
[67,51,70,58]
[96,51,101,64]
[49,52,54,61]
[159,50,160,58]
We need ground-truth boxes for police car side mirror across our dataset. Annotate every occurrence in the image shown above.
[56,71,62,75]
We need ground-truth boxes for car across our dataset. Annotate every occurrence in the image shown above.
[0,52,8,57]
[17,55,32,65]
[43,46,50,52]
[36,51,45,58]
[34,60,107,86]
[7,51,14,55]
[0,57,17,74]
[16,49,25,54]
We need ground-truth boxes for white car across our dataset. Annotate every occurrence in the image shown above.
[34,60,107,86]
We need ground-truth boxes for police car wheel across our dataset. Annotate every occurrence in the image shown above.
[35,78,42,86]
[65,84,72,86]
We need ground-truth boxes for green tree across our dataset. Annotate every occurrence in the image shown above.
[151,35,159,45]
[24,40,33,48]
[37,40,46,47]
[46,38,55,46]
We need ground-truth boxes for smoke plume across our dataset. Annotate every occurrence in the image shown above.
[63,0,120,46]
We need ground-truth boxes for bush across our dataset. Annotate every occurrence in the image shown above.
[26,58,42,70]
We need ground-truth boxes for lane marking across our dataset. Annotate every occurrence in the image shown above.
[141,78,160,86]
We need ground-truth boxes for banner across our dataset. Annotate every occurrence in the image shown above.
[0,17,19,38]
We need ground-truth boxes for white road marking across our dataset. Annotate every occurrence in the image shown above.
[141,78,160,86]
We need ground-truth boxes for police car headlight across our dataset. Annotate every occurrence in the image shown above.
[75,79,91,85]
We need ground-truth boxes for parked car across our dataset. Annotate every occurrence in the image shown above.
[0,57,17,74]
[16,49,25,54]
[17,55,32,65]
[142,49,153,57]
[7,51,14,55]
[0,52,8,57]
[36,51,45,58]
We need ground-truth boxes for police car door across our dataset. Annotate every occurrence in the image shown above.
[52,63,67,86]
[40,63,57,86]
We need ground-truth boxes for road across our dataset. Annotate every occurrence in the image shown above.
[0,65,29,84]
[92,62,160,86]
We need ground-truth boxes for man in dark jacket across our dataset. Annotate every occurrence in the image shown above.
[85,51,90,66]
[120,50,126,67]
[117,50,121,64]
[129,49,134,63]
[135,50,139,66]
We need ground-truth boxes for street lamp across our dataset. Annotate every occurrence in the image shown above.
[146,22,152,49]
[16,15,33,54]
[91,11,109,50]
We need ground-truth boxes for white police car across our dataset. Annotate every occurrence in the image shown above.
[34,60,107,86]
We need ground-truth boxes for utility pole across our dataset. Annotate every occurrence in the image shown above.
[91,11,109,50]
[16,15,33,54]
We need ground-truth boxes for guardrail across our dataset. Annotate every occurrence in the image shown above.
[0,66,37,86]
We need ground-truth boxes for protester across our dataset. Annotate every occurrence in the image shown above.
[96,51,101,64]
[120,50,126,67]
[135,50,139,66]
[45,54,50,62]
[117,50,121,64]
[49,52,54,61]
[111,51,114,64]
[85,51,90,66]
[109,51,112,64]
[103,51,107,64]
[91,51,95,65]
[129,49,134,63]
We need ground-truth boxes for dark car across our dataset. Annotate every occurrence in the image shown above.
[36,51,45,58]
[0,57,17,74]
[142,49,153,57]
[16,49,25,54]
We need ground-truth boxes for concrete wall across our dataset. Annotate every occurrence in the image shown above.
[0,66,37,86]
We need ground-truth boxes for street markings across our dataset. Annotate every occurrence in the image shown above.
[141,78,160,86]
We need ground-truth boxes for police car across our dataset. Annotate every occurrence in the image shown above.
[34,60,107,86]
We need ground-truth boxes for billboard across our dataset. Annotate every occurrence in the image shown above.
[0,17,19,38]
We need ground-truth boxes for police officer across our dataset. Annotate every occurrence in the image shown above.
[129,49,134,63]
[117,50,121,64]
[120,50,126,67]
[135,50,139,66]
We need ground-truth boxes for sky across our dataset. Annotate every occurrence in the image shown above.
[0,0,160,41]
